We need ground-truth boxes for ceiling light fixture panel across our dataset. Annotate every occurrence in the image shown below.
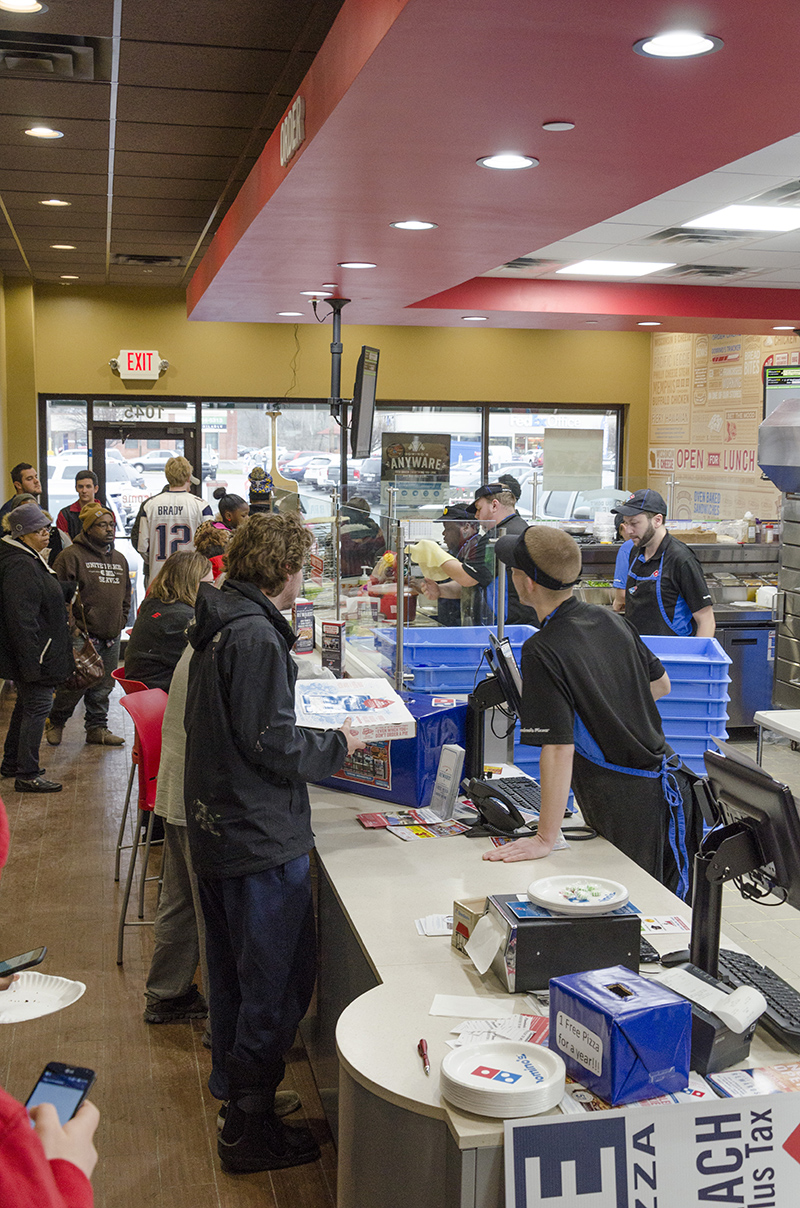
[390,220,437,230]
[556,260,675,277]
[25,124,62,138]
[542,121,574,132]
[683,205,800,232]
[338,261,376,269]
[40,197,70,206]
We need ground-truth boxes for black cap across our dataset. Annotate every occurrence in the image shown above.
[611,488,668,519]
[465,482,506,516]
[434,503,473,521]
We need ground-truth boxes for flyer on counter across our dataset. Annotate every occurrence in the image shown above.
[294,678,416,741]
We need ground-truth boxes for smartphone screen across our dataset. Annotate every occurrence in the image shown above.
[0,946,46,977]
[26,1063,96,1127]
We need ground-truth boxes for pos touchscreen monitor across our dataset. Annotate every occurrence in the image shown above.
[485,633,523,716]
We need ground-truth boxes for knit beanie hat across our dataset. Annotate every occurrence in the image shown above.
[6,501,50,537]
[80,501,114,531]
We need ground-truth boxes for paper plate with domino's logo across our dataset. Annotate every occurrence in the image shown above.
[0,972,85,1023]
[527,875,629,916]
[440,1041,565,1117]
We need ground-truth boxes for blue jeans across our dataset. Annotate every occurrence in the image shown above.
[198,854,316,1102]
[50,635,120,731]
[2,682,55,778]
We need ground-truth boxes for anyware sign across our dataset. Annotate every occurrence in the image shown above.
[506,1093,800,1207]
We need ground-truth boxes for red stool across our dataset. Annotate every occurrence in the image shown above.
[116,688,168,964]
[111,668,148,882]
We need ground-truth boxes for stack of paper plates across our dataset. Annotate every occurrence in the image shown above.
[527,875,629,915]
[440,1040,565,1118]
[0,972,85,1023]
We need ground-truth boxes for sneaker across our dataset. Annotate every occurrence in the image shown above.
[217,1091,301,1130]
[85,727,125,746]
[14,776,62,794]
[45,721,63,746]
[143,985,208,1024]
[218,1106,319,1173]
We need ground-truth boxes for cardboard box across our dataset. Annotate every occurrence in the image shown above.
[452,897,487,952]
[549,964,691,1105]
[295,678,416,742]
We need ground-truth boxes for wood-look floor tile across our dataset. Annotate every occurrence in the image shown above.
[0,690,338,1208]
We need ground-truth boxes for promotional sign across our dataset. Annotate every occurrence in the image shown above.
[380,432,451,515]
[505,1092,800,1207]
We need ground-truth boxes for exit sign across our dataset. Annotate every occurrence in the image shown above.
[114,349,164,380]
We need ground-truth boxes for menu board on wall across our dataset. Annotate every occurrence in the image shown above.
[648,333,782,522]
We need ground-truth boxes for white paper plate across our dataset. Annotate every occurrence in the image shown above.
[0,971,86,1023]
[527,875,629,915]
[440,1040,565,1117]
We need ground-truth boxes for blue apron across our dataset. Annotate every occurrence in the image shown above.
[573,713,690,899]
[627,548,693,636]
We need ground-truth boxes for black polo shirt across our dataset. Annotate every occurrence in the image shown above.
[519,597,668,771]
[623,531,712,637]
[460,511,539,626]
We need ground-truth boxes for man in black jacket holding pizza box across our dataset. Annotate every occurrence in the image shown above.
[184,511,363,1174]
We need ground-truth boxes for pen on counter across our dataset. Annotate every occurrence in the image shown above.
[417,1038,430,1075]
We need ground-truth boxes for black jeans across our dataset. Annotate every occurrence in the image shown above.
[2,682,56,778]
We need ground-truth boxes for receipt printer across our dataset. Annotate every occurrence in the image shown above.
[487,894,640,993]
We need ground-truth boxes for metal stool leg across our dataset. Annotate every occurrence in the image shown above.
[137,812,156,919]
[114,761,137,882]
[117,807,145,964]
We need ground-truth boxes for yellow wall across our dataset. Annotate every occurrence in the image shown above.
[0,281,652,483]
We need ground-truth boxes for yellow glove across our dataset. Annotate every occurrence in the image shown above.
[409,539,452,581]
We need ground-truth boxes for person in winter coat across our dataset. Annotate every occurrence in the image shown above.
[47,503,131,747]
[183,511,364,1175]
[0,502,75,793]
[124,550,212,691]
[0,799,100,1207]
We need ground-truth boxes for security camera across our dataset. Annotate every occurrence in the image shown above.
[793,328,800,337]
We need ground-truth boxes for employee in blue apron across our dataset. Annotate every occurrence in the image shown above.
[610,489,715,638]
[482,524,701,898]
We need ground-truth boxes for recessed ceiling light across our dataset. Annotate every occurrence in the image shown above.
[321,283,338,289]
[300,290,333,297]
[773,326,796,331]
[462,315,487,322]
[638,321,661,326]
[542,121,575,132]
[278,311,304,316]
[476,153,538,170]
[586,320,599,325]
[0,0,47,11]
[633,31,723,58]
[25,125,63,139]
[556,260,675,277]
[338,262,376,269]
[40,198,70,206]
[60,274,78,279]
[50,243,75,249]
[683,205,800,233]
[390,220,437,230]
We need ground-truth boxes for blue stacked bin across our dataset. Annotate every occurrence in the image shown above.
[641,636,731,776]
[373,625,537,694]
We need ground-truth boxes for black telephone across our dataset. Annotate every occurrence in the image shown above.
[463,777,535,834]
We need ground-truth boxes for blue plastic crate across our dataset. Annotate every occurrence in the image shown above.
[680,754,713,778]
[373,624,537,668]
[657,697,730,720]
[666,677,731,700]
[402,664,485,692]
[661,717,728,739]
[641,636,731,681]
[669,736,723,757]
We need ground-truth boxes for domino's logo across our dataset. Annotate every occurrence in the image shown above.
[472,1065,522,1084]
[510,1117,628,1207]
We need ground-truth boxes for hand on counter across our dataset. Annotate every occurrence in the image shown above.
[482,833,555,862]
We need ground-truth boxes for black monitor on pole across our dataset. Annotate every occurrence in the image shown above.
[350,346,380,459]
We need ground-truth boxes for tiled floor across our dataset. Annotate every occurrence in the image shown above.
[0,689,336,1208]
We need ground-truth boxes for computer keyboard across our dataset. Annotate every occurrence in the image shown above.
[640,935,661,964]
[481,776,542,814]
[717,948,800,1052]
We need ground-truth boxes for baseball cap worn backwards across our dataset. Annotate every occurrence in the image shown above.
[494,525,582,591]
